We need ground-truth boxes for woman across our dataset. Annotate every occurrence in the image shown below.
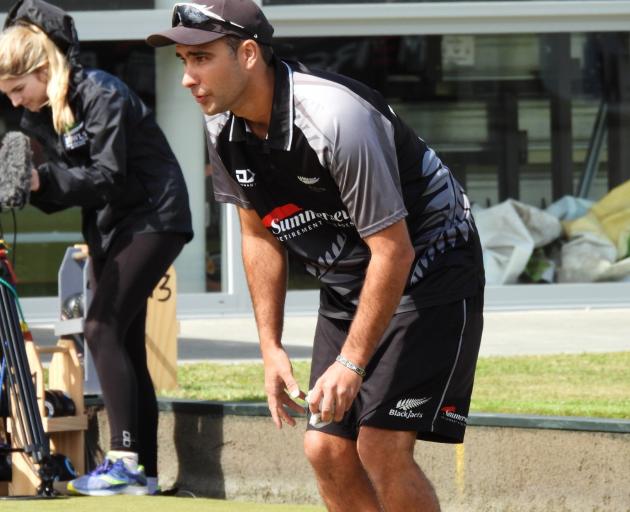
[0,0,193,496]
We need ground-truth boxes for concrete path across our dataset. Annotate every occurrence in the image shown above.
[177,307,630,361]
[31,307,630,363]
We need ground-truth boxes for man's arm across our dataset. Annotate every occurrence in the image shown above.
[238,206,305,428]
[308,219,415,422]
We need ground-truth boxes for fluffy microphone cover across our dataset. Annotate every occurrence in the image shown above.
[0,131,33,210]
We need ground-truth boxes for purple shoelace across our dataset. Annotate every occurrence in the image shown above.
[89,458,116,475]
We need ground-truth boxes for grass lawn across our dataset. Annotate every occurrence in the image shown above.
[1,206,82,296]
[162,352,630,419]
[0,205,80,233]
[0,496,325,512]
[472,351,630,418]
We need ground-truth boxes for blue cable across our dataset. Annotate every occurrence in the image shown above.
[0,276,28,407]
[0,279,10,406]
[0,276,27,323]
[0,357,5,404]
[0,358,5,408]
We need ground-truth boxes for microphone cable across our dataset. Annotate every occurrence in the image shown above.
[0,209,19,276]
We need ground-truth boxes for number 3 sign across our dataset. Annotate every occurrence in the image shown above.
[145,266,178,391]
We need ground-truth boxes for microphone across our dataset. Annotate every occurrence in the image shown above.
[0,131,33,211]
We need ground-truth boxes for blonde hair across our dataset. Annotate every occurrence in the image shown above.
[0,23,75,133]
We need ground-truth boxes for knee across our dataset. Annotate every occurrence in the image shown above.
[357,428,415,481]
[303,431,350,470]
[356,434,386,478]
[82,318,110,355]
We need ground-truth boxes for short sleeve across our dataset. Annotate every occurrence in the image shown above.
[294,80,408,238]
[329,100,408,237]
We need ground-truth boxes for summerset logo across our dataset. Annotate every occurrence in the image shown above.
[388,397,431,419]
[440,405,468,426]
[261,203,354,242]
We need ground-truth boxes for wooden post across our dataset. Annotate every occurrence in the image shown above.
[145,266,179,392]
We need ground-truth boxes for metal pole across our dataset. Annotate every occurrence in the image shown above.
[577,100,608,198]
[0,284,49,462]
[0,293,36,456]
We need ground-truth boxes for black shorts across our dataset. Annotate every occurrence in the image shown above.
[307,292,484,444]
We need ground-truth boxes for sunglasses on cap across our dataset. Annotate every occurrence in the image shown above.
[172,3,258,41]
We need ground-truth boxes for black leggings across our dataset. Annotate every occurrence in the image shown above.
[85,232,185,477]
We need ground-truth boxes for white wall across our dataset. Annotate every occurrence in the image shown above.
[154,0,206,293]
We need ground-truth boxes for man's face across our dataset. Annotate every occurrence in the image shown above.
[0,68,48,112]
[176,38,248,116]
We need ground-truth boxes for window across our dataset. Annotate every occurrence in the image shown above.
[205,161,223,292]
[275,33,628,208]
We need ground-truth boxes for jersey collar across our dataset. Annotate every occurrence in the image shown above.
[228,57,294,151]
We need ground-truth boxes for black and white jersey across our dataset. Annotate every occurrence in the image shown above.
[207,58,484,319]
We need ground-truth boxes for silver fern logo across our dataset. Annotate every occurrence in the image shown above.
[304,234,349,283]
[395,398,431,411]
[389,397,431,419]
[297,176,320,185]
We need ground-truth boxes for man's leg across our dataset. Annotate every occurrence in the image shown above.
[357,426,440,512]
[304,430,382,512]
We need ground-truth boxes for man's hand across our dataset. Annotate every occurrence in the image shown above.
[308,360,363,423]
[263,346,306,429]
[30,168,40,192]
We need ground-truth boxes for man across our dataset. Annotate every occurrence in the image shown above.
[148,2,484,510]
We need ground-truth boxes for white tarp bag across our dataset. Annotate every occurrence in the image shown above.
[559,232,630,282]
[474,200,562,285]
[509,199,563,248]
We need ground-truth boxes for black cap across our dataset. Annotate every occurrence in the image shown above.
[146,0,274,48]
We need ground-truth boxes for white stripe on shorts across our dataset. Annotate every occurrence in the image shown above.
[430,298,467,432]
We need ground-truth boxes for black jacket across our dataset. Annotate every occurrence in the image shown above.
[5,0,193,256]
